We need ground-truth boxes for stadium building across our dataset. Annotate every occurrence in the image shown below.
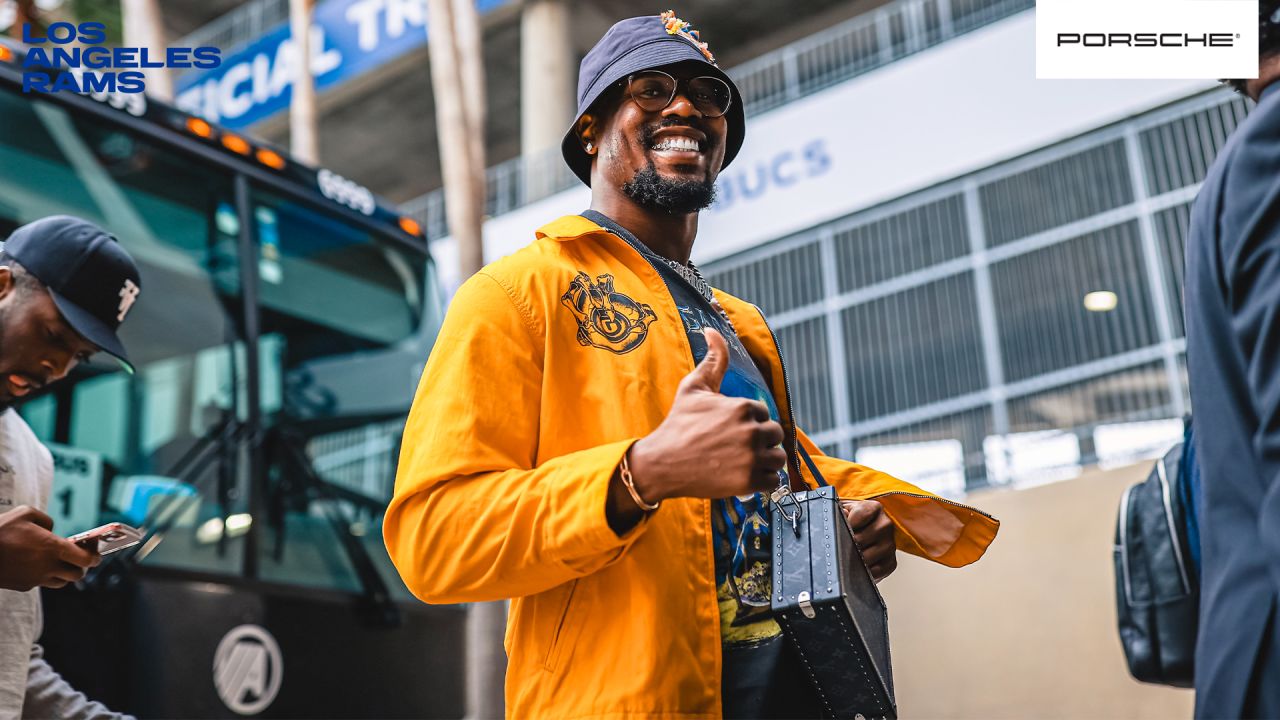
[167,0,1231,496]
[0,0,1239,714]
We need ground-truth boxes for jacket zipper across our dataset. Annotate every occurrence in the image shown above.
[873,490,997,519]
[749,305,804,490]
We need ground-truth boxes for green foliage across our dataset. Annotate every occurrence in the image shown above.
[70,0,122,44]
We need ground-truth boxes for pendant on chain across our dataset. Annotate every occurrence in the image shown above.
[666,258,735,334]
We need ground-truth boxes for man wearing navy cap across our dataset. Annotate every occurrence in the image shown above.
[387,12,997,718]
[0,215,140,719]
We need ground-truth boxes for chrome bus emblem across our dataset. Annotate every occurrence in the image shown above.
[213,624,283,715]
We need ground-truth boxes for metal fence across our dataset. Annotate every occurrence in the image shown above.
[701,88,1248,496]
[308,418,405,502]
[402,0,1036,241]
[175,0,290,55]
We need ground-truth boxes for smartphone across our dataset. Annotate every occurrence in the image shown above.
[69,522,144,555]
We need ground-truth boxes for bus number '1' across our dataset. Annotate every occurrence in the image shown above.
[317,169,376,216]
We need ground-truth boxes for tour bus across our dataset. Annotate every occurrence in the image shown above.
[0,40,463,718]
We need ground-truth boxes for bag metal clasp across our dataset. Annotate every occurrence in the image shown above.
[798,590,816,619]
[771,472,803,536]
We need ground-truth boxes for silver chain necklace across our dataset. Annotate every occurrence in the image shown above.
[663,257,736,333]
[582,213,735,333]
[663,257,713,303]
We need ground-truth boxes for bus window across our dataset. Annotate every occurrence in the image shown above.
[0,85,250,576]
[251,188,431,597]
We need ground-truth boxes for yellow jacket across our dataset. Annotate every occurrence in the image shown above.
[385,215,1000,719]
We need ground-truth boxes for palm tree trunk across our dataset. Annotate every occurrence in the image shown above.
[288,0,319,164]
[425,1,501,716]
[121,0,172,100]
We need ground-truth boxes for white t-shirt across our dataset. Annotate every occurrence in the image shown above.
[0,409,127,720]
[0,408,54,717]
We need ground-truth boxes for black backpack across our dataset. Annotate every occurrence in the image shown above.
[1113,418,1201,687]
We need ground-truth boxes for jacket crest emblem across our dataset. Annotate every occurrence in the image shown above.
[561,272,658,354]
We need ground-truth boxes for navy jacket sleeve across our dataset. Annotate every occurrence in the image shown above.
[1222,117,1280,572]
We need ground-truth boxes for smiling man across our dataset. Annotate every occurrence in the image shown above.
[386,12,999,719]
[0,215,141,719]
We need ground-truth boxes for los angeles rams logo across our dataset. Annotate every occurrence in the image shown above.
[561,272,657,354]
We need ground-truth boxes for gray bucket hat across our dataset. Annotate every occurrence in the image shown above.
[560,11,746,186]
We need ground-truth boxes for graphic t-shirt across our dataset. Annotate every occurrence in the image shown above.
[582,212,814,718]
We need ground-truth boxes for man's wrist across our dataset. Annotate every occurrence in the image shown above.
[604,439,674,536]
[606,448,648,535]
[625,439,670,504]
[620,451,660,511]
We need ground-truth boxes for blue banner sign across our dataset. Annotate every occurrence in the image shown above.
[176,0,509,129]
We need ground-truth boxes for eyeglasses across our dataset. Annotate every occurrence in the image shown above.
[623,70,733,118]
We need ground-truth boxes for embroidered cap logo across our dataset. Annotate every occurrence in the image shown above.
[117,278,140,322]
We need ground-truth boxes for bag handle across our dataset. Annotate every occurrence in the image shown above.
[774,445,831,535]
[798,444,830,488]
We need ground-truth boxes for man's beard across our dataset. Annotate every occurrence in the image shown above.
[622,160,717,215]
[621,119,718,215]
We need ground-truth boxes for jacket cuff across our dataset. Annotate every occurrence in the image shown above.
[556,438,654,569]
[869,491,1000,568]
[809,454,1000,568]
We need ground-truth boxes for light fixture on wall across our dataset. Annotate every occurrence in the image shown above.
[1083,290,1118,312]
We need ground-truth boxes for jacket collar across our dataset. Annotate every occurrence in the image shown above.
[536,214,606,242]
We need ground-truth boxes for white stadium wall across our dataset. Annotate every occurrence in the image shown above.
[430,11,1211,293]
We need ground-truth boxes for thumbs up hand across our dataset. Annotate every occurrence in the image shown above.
[626,329,788,504]
[680,325,732,393]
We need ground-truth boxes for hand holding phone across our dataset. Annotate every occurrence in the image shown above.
[0,505,100,591]
[70,522,143,556]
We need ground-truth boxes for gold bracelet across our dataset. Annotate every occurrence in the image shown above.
[620,451,660,511]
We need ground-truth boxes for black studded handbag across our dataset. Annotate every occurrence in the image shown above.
[771,446,897,720]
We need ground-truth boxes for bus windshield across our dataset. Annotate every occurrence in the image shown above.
[0,84,441,597]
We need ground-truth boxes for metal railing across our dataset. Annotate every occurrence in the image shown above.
[175,0,290,56]
[699,87,1247,496]
[308,419,405,502]
[403,0,1036,240]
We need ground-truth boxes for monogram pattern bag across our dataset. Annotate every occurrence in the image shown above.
[771,447,896,719]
